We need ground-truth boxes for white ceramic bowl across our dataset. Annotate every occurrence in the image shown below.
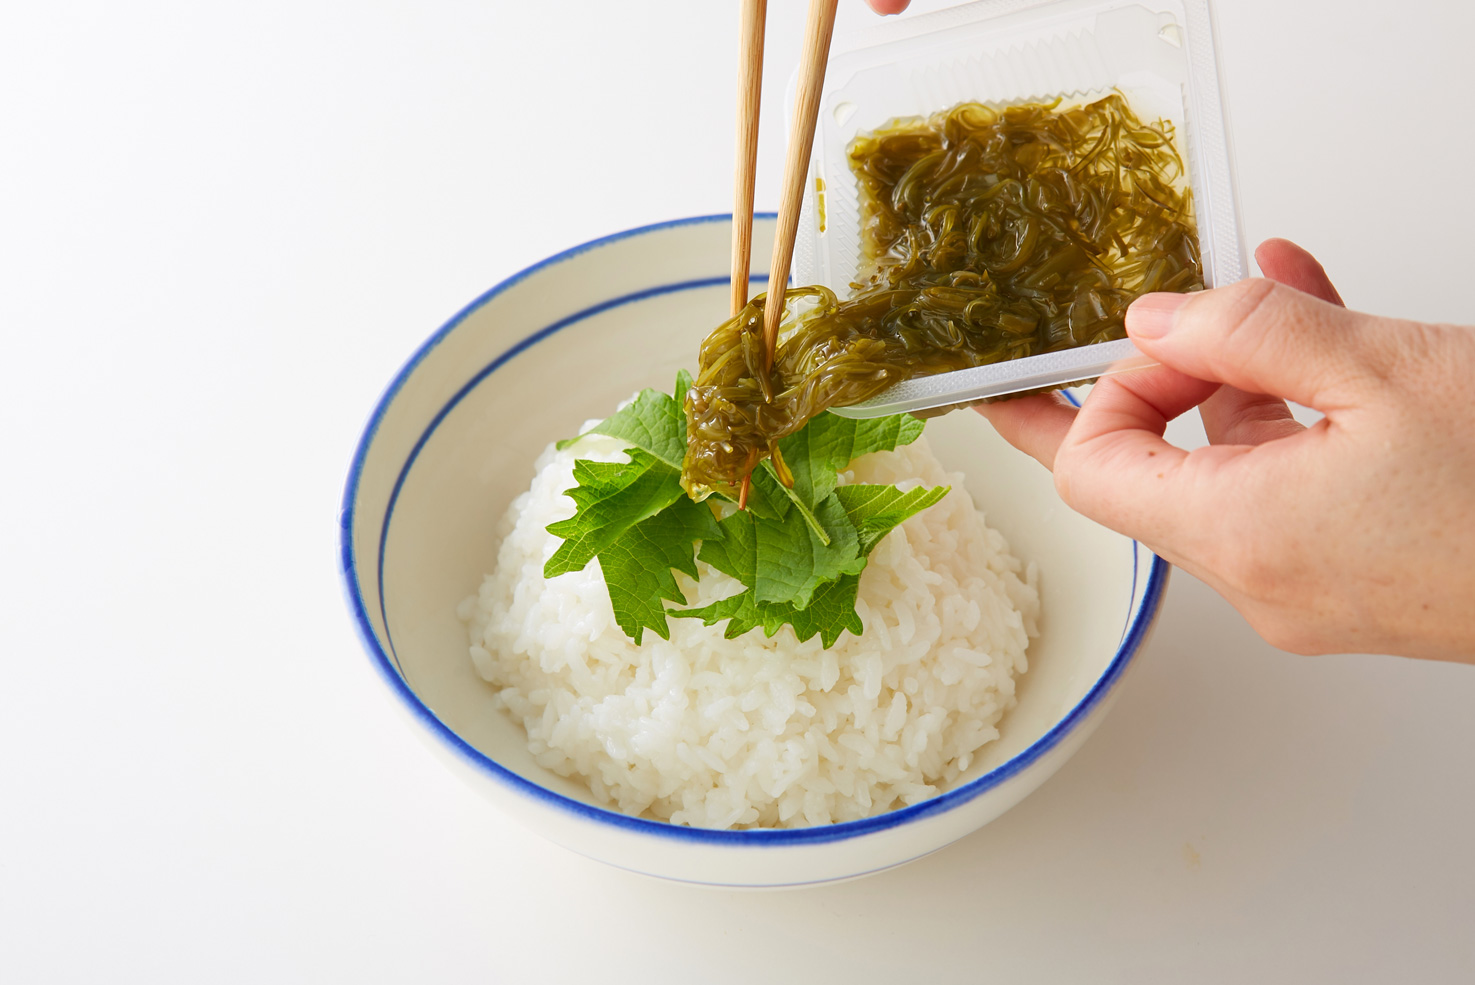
[339,215,1167,888]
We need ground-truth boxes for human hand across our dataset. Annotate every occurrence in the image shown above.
[978,239,1475,662]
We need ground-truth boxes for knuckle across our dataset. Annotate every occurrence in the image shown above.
[1206,278,1283,341]
[1371,320,1465,395]
[1181,278,1287,379]
[1219,280,1290,365]
[1200,279,1426,403]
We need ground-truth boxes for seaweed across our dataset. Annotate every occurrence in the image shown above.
[682,93,1203,500]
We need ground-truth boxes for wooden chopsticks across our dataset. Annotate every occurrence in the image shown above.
[761,0,839,365]
[731,0,767,319]
[729,0,839,510]
[729,0,839,358]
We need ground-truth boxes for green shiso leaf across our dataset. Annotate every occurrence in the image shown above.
[692,486,862,612]
[833,483,951,557]
[678,572,864,649]
[752,494,863,607]
[687,501,758,583]
[544,450,690,577]
[544,377,718,642]
[591,496,720,644]
[758,460,827,544]
[678,509,865,648]
[556,376,688,469]
[741,465,788,522]
[672,473,948,649]
[544,372,945,650]
[773,413,926,509]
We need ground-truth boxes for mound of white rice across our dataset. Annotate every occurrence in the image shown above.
[459,430,1039,829]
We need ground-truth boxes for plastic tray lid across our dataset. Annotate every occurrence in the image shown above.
[788,0,1245,417]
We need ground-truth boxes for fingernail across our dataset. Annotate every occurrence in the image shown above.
[1127,292,1190,340]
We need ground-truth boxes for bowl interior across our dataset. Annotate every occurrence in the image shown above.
[345,216,1152,829]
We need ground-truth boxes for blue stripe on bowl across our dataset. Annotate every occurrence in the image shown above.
[339,214,1169,847]
[372,273,768,679]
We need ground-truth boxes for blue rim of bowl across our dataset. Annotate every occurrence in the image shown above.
[339,213,1169,847]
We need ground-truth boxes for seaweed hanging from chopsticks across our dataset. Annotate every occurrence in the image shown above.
[681,92,1204,501]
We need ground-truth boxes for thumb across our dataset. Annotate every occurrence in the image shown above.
[1126,280,1406,412]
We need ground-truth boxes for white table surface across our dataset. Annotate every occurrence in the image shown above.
[4,1,1473,981]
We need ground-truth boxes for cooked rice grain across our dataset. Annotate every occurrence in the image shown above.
[460,433,1038,829]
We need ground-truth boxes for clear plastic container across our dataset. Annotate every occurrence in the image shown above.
[790,0,1245,418]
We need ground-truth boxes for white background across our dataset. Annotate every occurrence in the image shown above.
[3,1,1473,981]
